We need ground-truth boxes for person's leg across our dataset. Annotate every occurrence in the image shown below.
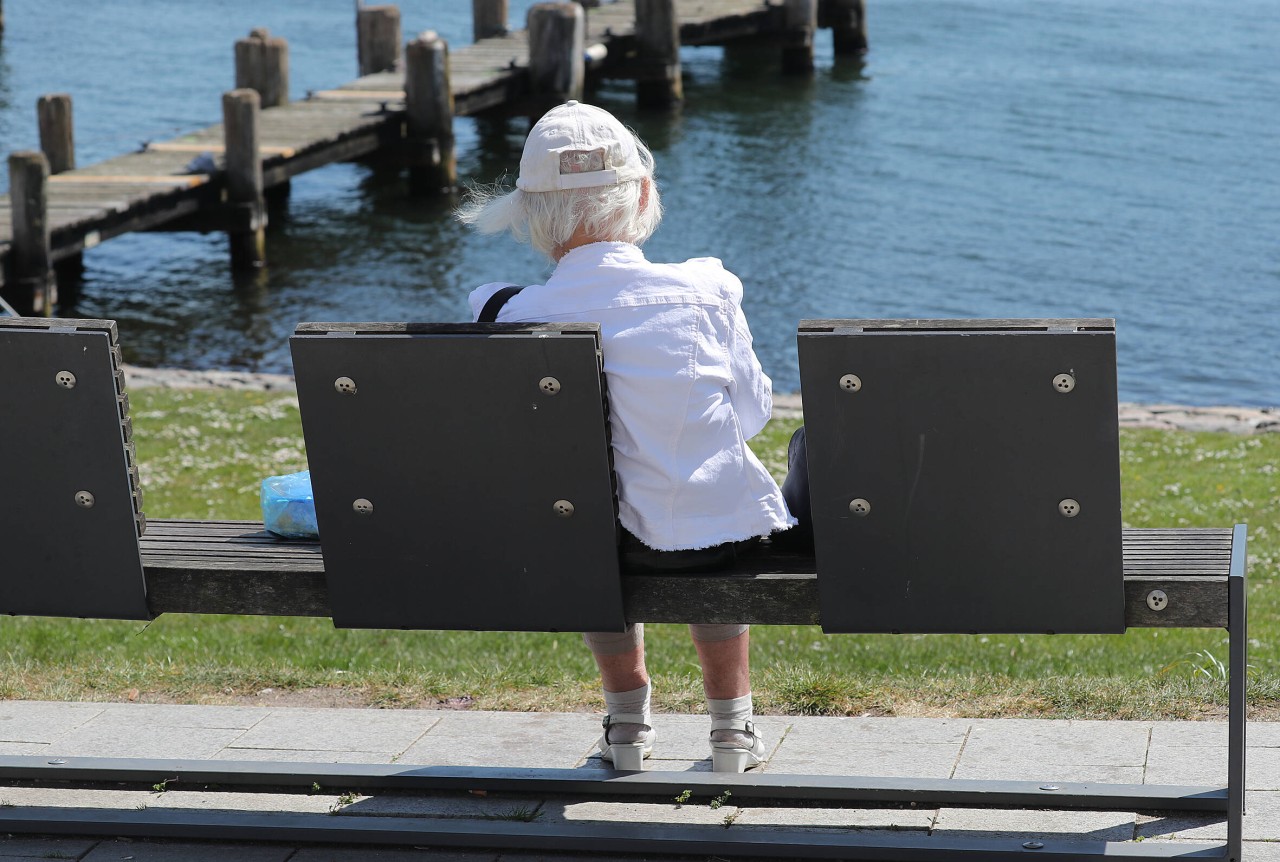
[583,625,654,768]
[690,625,767,772]
[691,625,750,699]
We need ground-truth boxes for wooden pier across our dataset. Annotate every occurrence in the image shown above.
[0,0,866,316]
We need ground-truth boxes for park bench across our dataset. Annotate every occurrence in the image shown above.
[0,315,1248,860]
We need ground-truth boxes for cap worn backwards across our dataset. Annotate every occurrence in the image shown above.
[516,101,648,193]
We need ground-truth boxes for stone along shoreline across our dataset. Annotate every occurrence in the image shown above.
[122,365,1279,434]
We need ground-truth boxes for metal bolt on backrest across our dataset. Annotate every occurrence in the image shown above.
[1053,373,1075,393]
[334,376,357,395]
[55,370,77,389]
[353,498,374,515]
[74,490,95,509]
[553,499,575,517]
[849,498,871,516]
[839,373,862,392]
[1147,590,1169,612]
[1058,498,1080,518]
[539,377,561,395]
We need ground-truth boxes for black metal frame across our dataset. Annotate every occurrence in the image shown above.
[0,525,1248,860]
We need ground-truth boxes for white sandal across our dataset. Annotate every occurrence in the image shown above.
[710,718,767,773]
[598,712,655,771]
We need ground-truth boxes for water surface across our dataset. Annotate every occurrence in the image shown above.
[0,1,1275,404]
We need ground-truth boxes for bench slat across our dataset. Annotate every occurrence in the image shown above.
[138,521,1231,628]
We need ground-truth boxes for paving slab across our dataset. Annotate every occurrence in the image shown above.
[44,723,247,760]
[86,704,270,731]
[731,804,935,832]
[0,742,47,755]
[148,789,339,815]
[0,702,104,744]
[539,799,741,827]
[398,713,597,769]
[1137,790,1280,842]
[787,715,972,745]
[955,719,1149,783]
[333,791,546,820]
[766,737,964,778]
[0,786,152,809]
[1149,720,1230,747]
[933,806,1137,842]
[227,708,439,756]
[209,747,398,764]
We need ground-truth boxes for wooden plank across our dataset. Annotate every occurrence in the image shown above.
[146,143,297,157]
[136,521,1235,628]
[309,89,405,101]
[48,174,209,187]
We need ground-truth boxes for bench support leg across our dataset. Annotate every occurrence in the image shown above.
[1227,524,1248,862]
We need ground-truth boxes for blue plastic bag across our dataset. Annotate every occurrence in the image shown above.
[261,470,319,538]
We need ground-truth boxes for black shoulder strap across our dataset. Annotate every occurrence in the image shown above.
[477,284,525,323]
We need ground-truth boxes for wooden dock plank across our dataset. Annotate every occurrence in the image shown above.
[0,0,781,271]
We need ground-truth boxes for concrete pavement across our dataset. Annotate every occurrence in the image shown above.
[0,700,1272,860]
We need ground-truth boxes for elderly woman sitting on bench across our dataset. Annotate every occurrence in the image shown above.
[457,101,795,772]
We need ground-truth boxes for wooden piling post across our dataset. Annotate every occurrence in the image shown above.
[473,0,508,41]
[405,31,456,195]
[357,5,402,76]
[222,89,266,270]
[821,0,868,55]
[5,153,55,316]
[782,0,818,74]
[37,94,75,177]
[236,28,290,108]
[528,3,584,111]
[635,0,682,107]
[37,93,86,298]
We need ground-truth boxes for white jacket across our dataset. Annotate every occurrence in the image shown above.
[469,241,795,551]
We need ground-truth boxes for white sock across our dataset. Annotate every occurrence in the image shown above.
[708,693,755,747]
[603,683,652,745]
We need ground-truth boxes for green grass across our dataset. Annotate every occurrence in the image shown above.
[2,388,1276,719]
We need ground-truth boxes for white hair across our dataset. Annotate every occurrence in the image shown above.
[456,139,663,260]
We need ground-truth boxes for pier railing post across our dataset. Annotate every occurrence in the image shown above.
[5,152,55,316]
[636,0,683,107]
[405,31,457,196]
[222,89,267,271]
[473,0,508,41]
[782,0,818,74]
[236,29,290,108]
[528,3,585,112]
[821,0,868,55]
[357,5,402,76]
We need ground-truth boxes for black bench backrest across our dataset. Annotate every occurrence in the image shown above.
[798,319,1124,635]
[0,318,150,620]
[290,322,626,632]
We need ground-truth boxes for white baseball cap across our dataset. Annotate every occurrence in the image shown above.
[516,101,649,193]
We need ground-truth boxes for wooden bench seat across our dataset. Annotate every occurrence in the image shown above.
[139,518,1234,630]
